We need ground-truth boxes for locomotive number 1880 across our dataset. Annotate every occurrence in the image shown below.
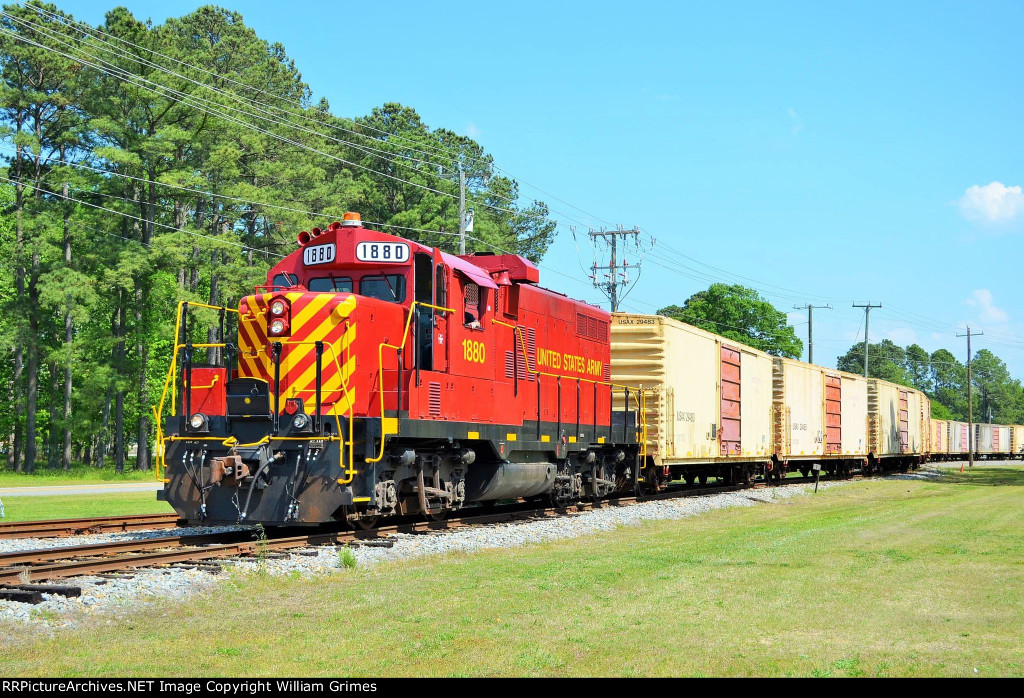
[462,339,486,364]
[355,241,409,263]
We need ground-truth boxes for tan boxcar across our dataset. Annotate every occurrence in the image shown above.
[949,421,970,454]
[867,379,927,466]
[610,313,773,481]
[975,423,1012,456]
[1012,426,1024,457]
[930,419,950,457]
[771,359,869,476]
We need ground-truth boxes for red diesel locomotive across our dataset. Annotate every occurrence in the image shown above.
[156,213,646,526]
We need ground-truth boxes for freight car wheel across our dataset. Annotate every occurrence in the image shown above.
[698,474,707,486]
[684,474,696,486]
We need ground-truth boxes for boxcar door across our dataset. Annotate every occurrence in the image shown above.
[825,374,842,454]
[898,389,910,453]
[720,345,741,455]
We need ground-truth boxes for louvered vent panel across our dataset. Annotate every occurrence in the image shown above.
[429,382,442,416]
[603,362,611,382]
[505,350,529,380]
[527,327,537,381]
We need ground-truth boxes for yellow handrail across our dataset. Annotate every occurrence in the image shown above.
[155,305,359,485]
[367,300,456,463]
[155,299,240,481]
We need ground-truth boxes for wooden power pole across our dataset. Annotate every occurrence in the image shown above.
[589,227,641,312]
[852,302,882,376]
[794,303,831,365]
[957,326,983,468]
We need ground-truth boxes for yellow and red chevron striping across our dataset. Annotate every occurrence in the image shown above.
[236,293,358,414]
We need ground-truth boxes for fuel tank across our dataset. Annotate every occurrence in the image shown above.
[463,461,556,501]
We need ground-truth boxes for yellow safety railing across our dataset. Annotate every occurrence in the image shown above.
[367,300,456,463]
[154,301,358,486]
[491,317,648,460]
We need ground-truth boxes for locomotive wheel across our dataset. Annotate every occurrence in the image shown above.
[425,509,448,522]
[352,515,380,531]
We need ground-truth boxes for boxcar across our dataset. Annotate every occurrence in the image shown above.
[771,359,869,477]
[610,313,773,484]
[866,379,927,469]
[930,419,951,459]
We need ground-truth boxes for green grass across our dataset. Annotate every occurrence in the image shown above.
[1,467,1022,677]
[0,492,172,523]
[0,464,156,488]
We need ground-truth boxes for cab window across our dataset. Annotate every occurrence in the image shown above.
[463,282,487,328]
[308,276,353,293]
[360,274,406,303]
[272,273,299,289]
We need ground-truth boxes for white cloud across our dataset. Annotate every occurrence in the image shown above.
[787,107,802,135]
[958,181,1024,223]
[965,289,1009,323]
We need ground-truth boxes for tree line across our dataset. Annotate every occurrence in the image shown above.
[0,1,557,472]
[659,284,1024,424]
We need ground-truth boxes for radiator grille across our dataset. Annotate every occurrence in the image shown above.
[576,313,609,341]
[428,382,442,416]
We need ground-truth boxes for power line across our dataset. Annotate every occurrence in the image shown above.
[0,173,285,257]
[3,5,609,233]
[15,0,615,229]
[588,226,641,311]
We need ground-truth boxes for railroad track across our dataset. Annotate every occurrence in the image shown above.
[0,513,182,540]
[0,471,870,592]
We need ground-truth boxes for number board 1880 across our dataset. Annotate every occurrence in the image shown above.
[303,243,335,266]
[356,241,409,263]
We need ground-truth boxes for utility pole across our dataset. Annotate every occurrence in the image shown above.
[458,163,467,255]
[589,227,641,312]
[852,302,882,377]
[793,304,831,365]
[957,326,983,468]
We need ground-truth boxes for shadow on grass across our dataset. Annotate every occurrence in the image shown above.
[935,466,1024,487]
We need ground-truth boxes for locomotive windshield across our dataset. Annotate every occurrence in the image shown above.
[308,276,353,293]
[360,274,406,303]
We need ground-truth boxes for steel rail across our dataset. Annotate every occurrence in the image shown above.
[0,513,183,540]
[0,471,873,585]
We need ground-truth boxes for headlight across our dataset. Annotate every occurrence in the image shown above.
[189,413,208,430]
[293,413,309,429]
[269,318,287,335]
[270,299,288,316]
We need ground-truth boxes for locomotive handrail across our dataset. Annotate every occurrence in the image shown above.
[154,301,359,486]
[490,317,648,458]
[158,301,241,425]
[368,300,456,464]
[156,346,356,484]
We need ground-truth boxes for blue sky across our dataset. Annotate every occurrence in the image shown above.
[64,0,1024,376]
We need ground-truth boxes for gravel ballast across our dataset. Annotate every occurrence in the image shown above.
[0,472,942,628]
